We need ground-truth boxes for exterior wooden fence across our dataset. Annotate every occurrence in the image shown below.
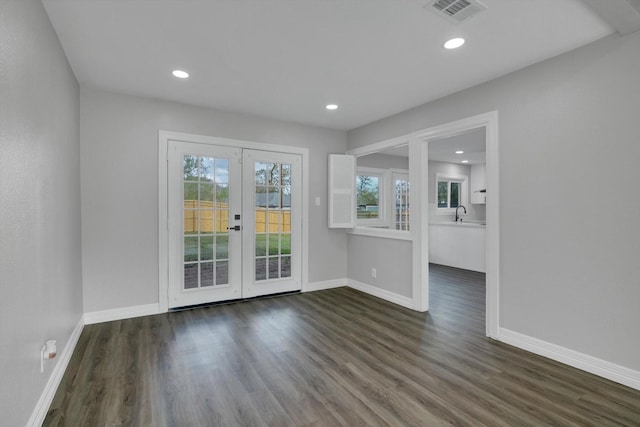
[184,201,290,233]
[255,208,291,233]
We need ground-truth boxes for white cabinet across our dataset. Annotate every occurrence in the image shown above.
[328,154,355,228]
[470,163,486,204]
[429,224,485,273]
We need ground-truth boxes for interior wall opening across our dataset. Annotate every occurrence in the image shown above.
[413,110,499,338]
[427,127,487,329]
[355,145,410,232]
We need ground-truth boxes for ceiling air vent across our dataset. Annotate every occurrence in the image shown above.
[427,0,487,23]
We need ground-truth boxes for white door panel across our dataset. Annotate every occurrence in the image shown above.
[168,141,242,308]
[168,142,301,308]
[242,150,302,298]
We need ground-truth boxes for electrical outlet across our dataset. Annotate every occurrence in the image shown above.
[371,268,377,278]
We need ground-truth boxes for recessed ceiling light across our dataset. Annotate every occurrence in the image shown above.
[461,160,469,163]
[172,70,189,79]
[326,104,338,110]
[455,150,464,154]
[444,38,465,50]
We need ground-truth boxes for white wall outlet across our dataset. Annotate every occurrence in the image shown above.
[371,267,377,278]
[40,339,57,373]
[315,196,321,206]
[45,340,57,358]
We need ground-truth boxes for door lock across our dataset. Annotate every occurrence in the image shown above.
[227,225,241,231]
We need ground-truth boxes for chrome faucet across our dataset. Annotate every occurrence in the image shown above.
[455,205,467,222]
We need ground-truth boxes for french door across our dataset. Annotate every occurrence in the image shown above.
[167,141,302,308]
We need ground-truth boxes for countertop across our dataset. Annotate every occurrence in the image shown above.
[430,221,486,228]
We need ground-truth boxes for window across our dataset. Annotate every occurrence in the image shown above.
[438,180,460,208]
[356,168,385,225]
[354,167,411,229]
[393,173,409,231]
[436,173,468,212]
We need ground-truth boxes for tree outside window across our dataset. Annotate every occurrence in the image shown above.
[356,175,379,219]
[438,179,461,209]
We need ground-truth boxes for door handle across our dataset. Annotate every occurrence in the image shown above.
[227,225,241,231]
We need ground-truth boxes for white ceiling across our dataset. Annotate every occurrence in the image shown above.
[377,126,485,164]
[429,127,486,164]
[42,0,613,131]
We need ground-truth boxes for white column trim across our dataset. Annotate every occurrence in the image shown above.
[413,111,500,336]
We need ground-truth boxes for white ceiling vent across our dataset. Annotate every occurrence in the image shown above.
[427,0,488,24]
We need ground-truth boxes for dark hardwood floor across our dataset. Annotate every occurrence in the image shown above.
[45,264,640,426]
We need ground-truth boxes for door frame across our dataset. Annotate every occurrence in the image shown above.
[346,111,499,338]
[158,130,309,313]
[241,149,303,298]
[412,111,500,339]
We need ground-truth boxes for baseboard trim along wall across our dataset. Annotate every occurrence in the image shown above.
[304,278,347,292]
[84,303,161,325]
[84,280,407,322]
[27,317,84,427]
[347,279,414,310]
[499,328,640,391]
[305,279,415,310]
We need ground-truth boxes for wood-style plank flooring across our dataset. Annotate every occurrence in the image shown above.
[45,265,640,426]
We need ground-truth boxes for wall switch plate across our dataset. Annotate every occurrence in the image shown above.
[315,197,321,206]
[371,268,377,278]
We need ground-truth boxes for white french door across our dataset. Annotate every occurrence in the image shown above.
[167,141,301,309]
[241,150,301,298]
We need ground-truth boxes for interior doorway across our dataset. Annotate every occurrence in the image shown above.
[411,111,499,338]
[426,128,487,334]
[427,128,486,272]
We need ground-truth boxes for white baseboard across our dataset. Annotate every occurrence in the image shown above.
[27,317,84,427]
[499,328,640,391]
[347,279,414,309]
[84,303,160,325]
[304,278,347,292]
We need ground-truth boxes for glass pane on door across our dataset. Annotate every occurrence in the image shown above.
[183,155,230,290]
[254,161,292,281]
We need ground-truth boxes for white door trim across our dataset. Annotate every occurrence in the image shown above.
[412,111,500,339]
[159,130,309,312]
[345,111,499,339]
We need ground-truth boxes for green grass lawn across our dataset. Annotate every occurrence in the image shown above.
[184,232,290,262]
[255,233,291,256]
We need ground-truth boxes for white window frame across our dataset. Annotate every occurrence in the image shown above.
[435,173,468,215]
[390,169,410,231]
[356,166,387,227]
[345,135,412,240]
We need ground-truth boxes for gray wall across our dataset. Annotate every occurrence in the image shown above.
[348,32,640,371]
[357,153,409,170]
[351,152,412,296]
[0,1,83,425]
[80,87,348,312]
[348,235,412,298]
